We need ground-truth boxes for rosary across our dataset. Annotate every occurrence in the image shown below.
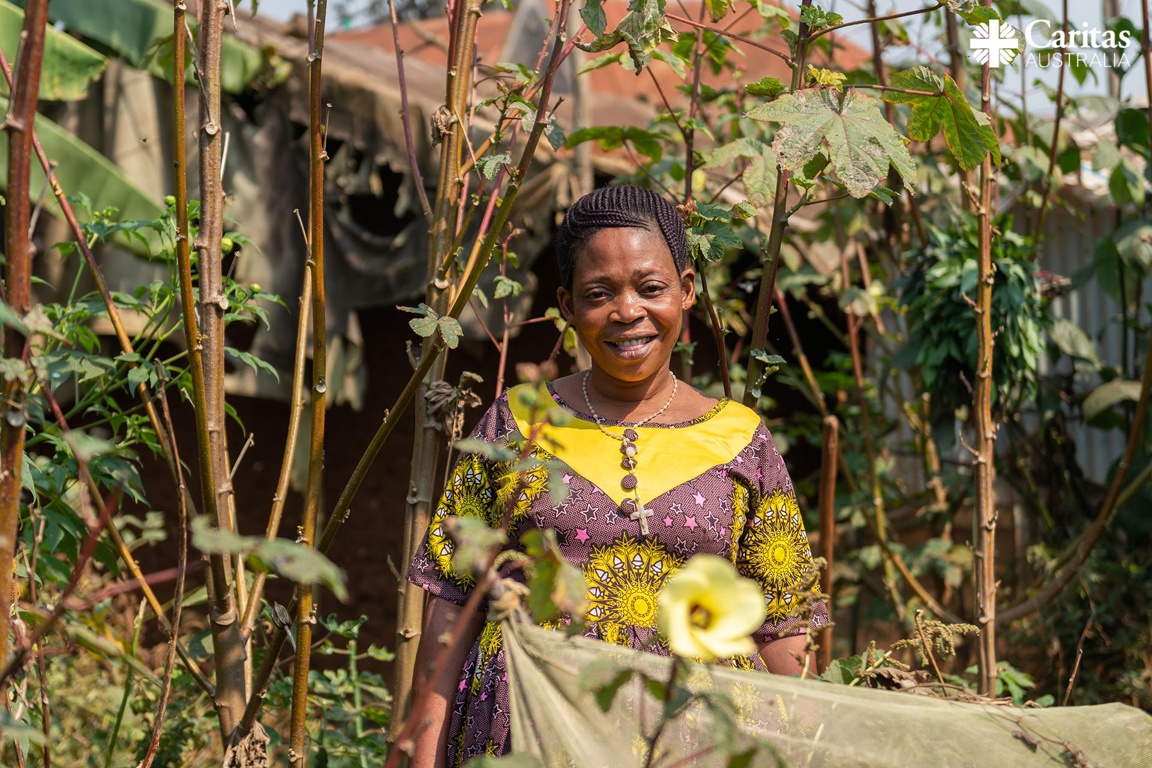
[581,370,678,536]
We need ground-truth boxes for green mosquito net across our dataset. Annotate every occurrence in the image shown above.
[499,617,1152,767]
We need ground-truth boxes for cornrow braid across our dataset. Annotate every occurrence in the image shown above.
[555,185,688,287]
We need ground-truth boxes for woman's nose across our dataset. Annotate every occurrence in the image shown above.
[611,291,646,322]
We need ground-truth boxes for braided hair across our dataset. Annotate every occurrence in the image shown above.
[556,185,688,288]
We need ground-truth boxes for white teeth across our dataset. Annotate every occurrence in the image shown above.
[613,338,652,348]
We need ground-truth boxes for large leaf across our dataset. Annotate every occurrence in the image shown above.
[1082,379,1143,422]
[0,95,164,255]
[576,0,675,72]
[703,137,778,206]
[191,517,348,602]
[0,0,107,102]
[883,66,1001,171]
[747,88,916,198]
[10,0,288,94]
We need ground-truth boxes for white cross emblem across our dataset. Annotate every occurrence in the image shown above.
[630,503,654,536]
[969,20,1021,68]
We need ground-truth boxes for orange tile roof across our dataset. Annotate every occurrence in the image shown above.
[333,1,872,126]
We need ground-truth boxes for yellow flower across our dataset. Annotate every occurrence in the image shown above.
[657,554,766,662]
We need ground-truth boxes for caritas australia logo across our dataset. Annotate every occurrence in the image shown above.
[1023,19,1135,69]
[967,18,1134,70]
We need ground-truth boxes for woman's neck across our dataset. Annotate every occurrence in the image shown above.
[583,369,677,416]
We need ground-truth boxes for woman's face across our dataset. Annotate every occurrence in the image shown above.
[558,226,695,387]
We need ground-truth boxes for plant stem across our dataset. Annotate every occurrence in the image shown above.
[666,12,791,64]
[387,0,432,222]
[103,602,145,768]
[807,2,946,42]
[0,0,48,671]
[743,0,812,408]
[818,415,839,672]
[194,0,247,738]
[973,20,998,694]
[290,1,331,762]
[138,379,190,768]
[1030,0,1068,243]
[391,0,482,739]
[241,247,313,641]
[348,640,368,768]
[697,264,731,397]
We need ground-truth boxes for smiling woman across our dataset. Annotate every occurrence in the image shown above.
[404,185,828,767]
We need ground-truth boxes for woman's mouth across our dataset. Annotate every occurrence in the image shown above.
[608,336,656,359]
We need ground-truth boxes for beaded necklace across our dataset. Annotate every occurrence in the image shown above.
[581,369,678,536]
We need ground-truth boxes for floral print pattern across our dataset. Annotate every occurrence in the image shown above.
[407,386,828,766]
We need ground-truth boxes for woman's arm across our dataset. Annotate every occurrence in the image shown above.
[408,595,485,768]
[758,633,815,677]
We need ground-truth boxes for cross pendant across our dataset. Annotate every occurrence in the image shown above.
[630,502,653,536]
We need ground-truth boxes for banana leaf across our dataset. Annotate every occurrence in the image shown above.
[8,0,289,94]
[0,95,164,257]
[0,0,107,102]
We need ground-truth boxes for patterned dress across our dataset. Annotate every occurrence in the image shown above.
[406,383,829,764]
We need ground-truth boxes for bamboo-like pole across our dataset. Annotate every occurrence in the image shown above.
[0,0,49,672]
[818,416,839,673]
[390,0,483,739]
[973,12,998,694]
[193,0,247,737]
[289,0,330,762]
[743,0,812,408]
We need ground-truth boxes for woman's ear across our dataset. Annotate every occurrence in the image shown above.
[557,285,576,323]
[679,268,697,309]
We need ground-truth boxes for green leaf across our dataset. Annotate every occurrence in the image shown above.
[0,0,107,102]
[1083,379,1143,422]
[544,120,566,152]
[456,437,518,463]
[576,0,673,71]
[1113,218,1152,271]
[1092,138,1121,172]
[566,125,664,162]
[883,66,1000,171]
[1109,159,1145,207]
[191,518,348,601]
[0,297,30,335]
[436,316,463,349]
[444,517,506,577]
[1116,107,1150,151]
[581,0,608,38]
[226,346,280,382]
[820,653,865,684]
[476,153,511,180]
[948,0,1000,25]
[522,529,588,624]
[748,88,916,198]
[0,709,45,747]
[493,275,523,299]
[578,661,635,712]
[745,76,786,99]
[399,303,462,348]
[1048,319,1100,367]
[705,0,732,22]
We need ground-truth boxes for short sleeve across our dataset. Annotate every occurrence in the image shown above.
[733,426,830,643]
[406,398,514,606]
